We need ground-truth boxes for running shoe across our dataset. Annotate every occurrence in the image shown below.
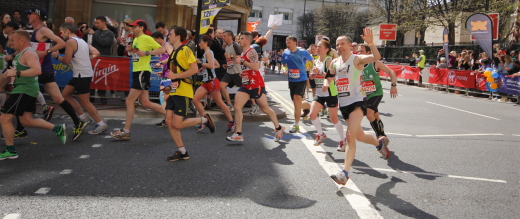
[196,123,206,131]
[337,138,346,152]
[226,133,244,142]
[226,121,236,133]
[43,105,55,121]
[0,150,18,160]
[111,129,131,140]
[330,170,349,185]
[72,120,89,141]
[313,132,327,146]
[1,129,28,140]
[155,119,167,127]
[250,104,259,114]
[88,124,109,135]
[167,151,189,161]
[204,113,216,133]
[56,124,67,144]
[274,125,285,142]
[289,125,299,133]
[377,136,390,160]
[301,109,310,118]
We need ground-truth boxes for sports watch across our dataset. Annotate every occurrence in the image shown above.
[391,83,397,87]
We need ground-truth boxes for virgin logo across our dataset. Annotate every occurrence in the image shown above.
[448,71,468,84]
[93,59,120,85]
[401,67,414,75]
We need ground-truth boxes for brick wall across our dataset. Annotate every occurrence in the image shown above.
[0,0,49,22]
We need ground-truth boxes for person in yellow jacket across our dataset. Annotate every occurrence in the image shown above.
[417,49,426,86]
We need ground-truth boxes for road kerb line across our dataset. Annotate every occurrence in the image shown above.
[268,88,382,219]
[425,101,500,120]
[35,187,50,195]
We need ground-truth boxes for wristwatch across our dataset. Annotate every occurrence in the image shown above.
[391,83,397,87]
[47,50,52,55]
[145,51,150,56]
[16,70,21,78]
[54,55,59,59]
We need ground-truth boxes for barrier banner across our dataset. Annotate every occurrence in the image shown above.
[149,56,163,92]
[385,65,420,80]
[91,57,131,91]
[475,73,488,91]
[52,58,74,87]
[499,74,520,96]
[446,70,475,89]
[428,68,448,85]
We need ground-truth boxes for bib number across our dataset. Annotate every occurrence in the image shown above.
[169,81,178,93]
[226,58,233,69]
[336,78,350,97]
[132,53,139,62]
[362,80,376,95]
[289,69,300,79]
[242,74,250,85]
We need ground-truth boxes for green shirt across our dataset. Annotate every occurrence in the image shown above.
[12,47,39,98]
[361,62,383,99]
[132,34,162,72]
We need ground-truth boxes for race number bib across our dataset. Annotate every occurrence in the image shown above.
[226,58,233,69]
[336,78,350,97]
[169,81,178,93]
[361,80,376,95]
[242,74,250,85]
[132,53,139,62]
[288,69,300,79]
[314,74,325,88]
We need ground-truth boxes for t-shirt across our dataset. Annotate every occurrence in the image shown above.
[282,48,313,82]
[168,46,197,98]
[132,34,162,72]
[306,53,319,71]
[225,41,242,74]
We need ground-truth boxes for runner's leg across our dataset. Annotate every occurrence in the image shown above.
[255,94,279,128]
[193,87,209,117]
[343,108,364,171]
[211,91,233,121]
[233,91,250,133]
[220,81,232,105]
[0,113,16,146]
[43,82,80,126]
[62,85,84,117]
[77,93,102,123]
[293,94,303,124]
[123,89,142,131]
[138,90,167,116]
[309,101,323,133]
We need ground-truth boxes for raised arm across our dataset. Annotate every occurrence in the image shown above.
[357,28,381,66]
[263,24,277,39]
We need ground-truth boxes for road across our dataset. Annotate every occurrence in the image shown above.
[1,73,519,218]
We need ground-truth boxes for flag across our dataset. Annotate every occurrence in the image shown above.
[247,20,261,32]
[465,13,493,59]
[198,0,230,36]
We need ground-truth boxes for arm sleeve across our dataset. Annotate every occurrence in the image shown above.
[94,31,115,47]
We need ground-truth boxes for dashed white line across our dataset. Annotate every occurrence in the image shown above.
[92,144,102,148]
[35,187,51,194]
[79,155,90,159]
[513,134,520,137]
[104,136,112,138]
[365,130,412,137]
[60,169,72,174]
[416,133,503,137]
[3,214,20,219]
[425,101,500,120]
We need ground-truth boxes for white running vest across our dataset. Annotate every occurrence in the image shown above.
[71,37,94,78]
[333,54,366,107]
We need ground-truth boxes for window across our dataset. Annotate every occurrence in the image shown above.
[249,6,263,18]
[274,8,293,24]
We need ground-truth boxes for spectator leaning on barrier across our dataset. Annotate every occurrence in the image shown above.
[458,55,470,70]
[448,51,458,69]
[437,57,448,69]
[437,49,445,63]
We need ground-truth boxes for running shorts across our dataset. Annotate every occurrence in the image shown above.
[201,78,221,93]
[221,73,242,88]
[366,95,383,113]
[313,96,338,108]
[38,71,56,84]
[132,71,151,90]
[0,93,36,116]
[238,86,266,100]
[67,77,92,94]
[166,95,191,117]
[289,81,307,100]
[339,101,367,120]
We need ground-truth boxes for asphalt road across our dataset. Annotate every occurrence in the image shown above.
[1,72,519,218]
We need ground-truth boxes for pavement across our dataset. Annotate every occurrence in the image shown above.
[0,72,519,218]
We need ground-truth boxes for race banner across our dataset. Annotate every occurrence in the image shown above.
[247,19,260,32]
[498,74,520,96]
[475,73,488,91]
[465,13,493,59]
[199,0,230,37]
[385,65,420,80]
[447,70,475,89]
[428,68,448,85]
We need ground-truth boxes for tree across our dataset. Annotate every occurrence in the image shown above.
[314,4,360,45]
[296,13,317,47]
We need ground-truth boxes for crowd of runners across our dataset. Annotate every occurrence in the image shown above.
[0,7,401,185]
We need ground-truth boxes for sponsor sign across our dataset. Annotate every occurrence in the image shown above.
[379,24,397,41]
[466,13,493,59]
[199,0,230,36]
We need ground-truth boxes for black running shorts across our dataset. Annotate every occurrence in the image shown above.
[307,71,316,89]
[67,77,92,94]
[339,101,367,120]
[221,73,242,88]
[132,71,151,90]
[313,96,338,108]
[288,81,307,100]
[38,71,56,84]
[166,95,191,117]
[238,86,266,100]
[366,95,383,113]
[0,93,36,116]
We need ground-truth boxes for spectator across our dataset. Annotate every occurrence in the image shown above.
[471,52,480,70]
[417,50,426,86]
[12,10,26,30]
[0,13,11,35]
[448,51,457,69]
[58,17,83,38]
[458,55,470,70]
[216,28,224,48]
[90,16,116,104]
[206,28,225,60]
[511,51,518,61]
[155,21,169,42]
[504,55,515,74]
[185,30,196,55]
[405,53,417,66]
[351,42,358,54]
[511,60,520,74]
[437,49,445,63]
[117,18,134,57]
[437,57,448,69]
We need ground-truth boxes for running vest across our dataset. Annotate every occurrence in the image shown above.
[71,37,94,78]
[333,55,365,107]
[314,56,337,97]
[241,47,265,90]
[198,50,216,83]
[12,47,39,98]
[30,26,53,72]
[361,62,383,99]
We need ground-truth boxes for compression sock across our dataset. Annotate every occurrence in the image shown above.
[6,145,15,152]
[334,122,345,140]
[37,92,46,106]
[311,118,323,134]
[237,132,242,136]
[15,116,24,132]
[0,92,6,107]
[276,125,282,131]
[59,100,80,126]
[378,119,386,137]
[370,119,382,137]
[178,146,186,154]
[52,125,62,133]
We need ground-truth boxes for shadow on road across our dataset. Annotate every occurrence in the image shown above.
[387,151,440,180]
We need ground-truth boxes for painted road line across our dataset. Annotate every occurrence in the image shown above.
[266,86,295,111]
[60,169,73,174]
[416,133,503,137]
[425,101,500,120]
[268,88,382,219]
[365,130,413,137]
[35,187,51,194]
[104,136,112,138]
[79,155,90,159]
[351,166,507,183]
[3,214,20,219]
[513,134,520,137]
[92,144,102,148]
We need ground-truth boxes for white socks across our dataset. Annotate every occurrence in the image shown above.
[201,117,208,124]
[79,114,87,120]
[334,122,345,140]
[37,92,46,106]
[311,118,322,134]
[179,146,186,154]
[97,121,106,127]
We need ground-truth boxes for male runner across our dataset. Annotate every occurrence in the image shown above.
[0,30,67,160]
[357,44,398,140]
[53,23,109,136]
[221,30,242,111]
[306,44,319,99]
[111,20,166,140]
[329,29,390,186]
[226,32,284,142]
[26,7,86,141]
[281,36,313,133]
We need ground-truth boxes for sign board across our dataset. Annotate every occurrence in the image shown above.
[298,40,306,48]
[379,23,397,41]
[315,35,325,45]
[471,13,499,41]
[176,0,197,6]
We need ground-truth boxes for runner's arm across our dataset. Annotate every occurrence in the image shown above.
[244,49,259,71]
[376,61,398,98]
[36,27,66,59]
[172,62,198,79]
[5,50,42,77]
[357,28,380,65]
[214,58,220,69]
[137,47,165,57]
[201,51,214,69]
[89,44,100,59]
[53,39,75,65]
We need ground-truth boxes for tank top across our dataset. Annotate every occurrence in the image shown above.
[12,47,39,98]
[71,37,93,78]
[198,50,216,83]
[314,56,337,97]
[241,47,265,90]
[361,62,383,99]
[30,26,54,72]
[333,54,365,107]
[159,41,170,78]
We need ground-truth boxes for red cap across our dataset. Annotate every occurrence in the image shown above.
[130,20,148,29]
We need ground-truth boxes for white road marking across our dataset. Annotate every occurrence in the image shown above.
[425,101,500,120]
[92,144,102,148]
[3,214,20,219]
[60,169,72,174]
[351,166,507,183]
[513,134,520,137]
[35,187,51,194]
[365,130,413,137]
[268,88,382,219]
[416,133,503,137]
[104,136,112,138]
[79,155,90,159]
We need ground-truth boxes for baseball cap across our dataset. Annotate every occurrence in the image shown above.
[25,7,48,20]
[511,50,516,54]
[2,21,20,30]
[124,18,134,25]
[130,20,147,29]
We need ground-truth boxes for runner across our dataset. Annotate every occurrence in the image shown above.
[25,7,85,141]
[53,23,109,136]
[163,26,213,161]
[220,30,242,111]
[306,44,319,99]
[151,31,173,127]
[281,36,314,133]
[193,34,235,133]
[277,50,283,73]
[0,30,67,160]
[329,29,390,186]
[270,50,277,72]
[307,40,345,150]
[357,43,398,141]
[226,32,284,142]
[111,20,166,140]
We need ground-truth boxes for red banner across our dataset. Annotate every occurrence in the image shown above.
[428,67,448,85]
[475,73,488,91]
[383,65,420,80]
[90,57,130,91]
[446,69,476,89]
[379,24,397,41]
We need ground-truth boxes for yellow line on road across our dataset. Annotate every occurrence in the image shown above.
[266,86,295,115]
